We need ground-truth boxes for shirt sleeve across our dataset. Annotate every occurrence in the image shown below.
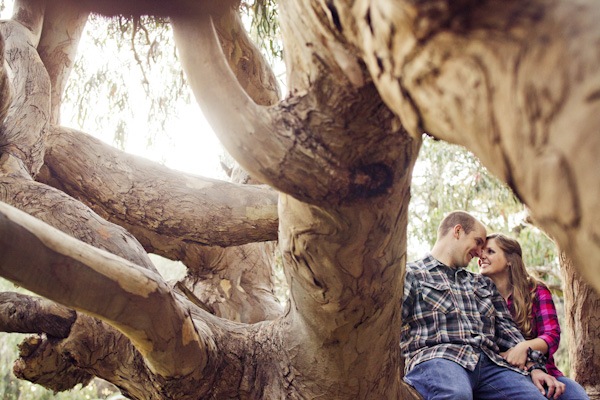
[402,267,415,320]
[534,284,561,357]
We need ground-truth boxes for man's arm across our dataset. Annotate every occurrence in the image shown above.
[402,266,416,320]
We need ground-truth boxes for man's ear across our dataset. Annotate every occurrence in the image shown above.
[453,224,462,239]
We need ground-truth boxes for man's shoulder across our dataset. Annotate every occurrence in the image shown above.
[407,254,436,269]
[469,273,502,295]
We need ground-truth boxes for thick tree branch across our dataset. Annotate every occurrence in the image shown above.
[0,201,209,378]
[13,314,155,396]
[0,152,157,271]
[12,0,46,45]
[0,291,76,337]
[184,241,284,323]
[331,0,600,292]
[37,1,90,124]
[173,14,407,207]
[67,0,238,18]
[15,334,95,392]
[0,19,50,176]
[214,9,280,106]
[37,126,279,248]
[0,33,12,124]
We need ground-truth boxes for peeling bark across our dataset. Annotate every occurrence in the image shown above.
[36,126,279,249]
[0,292,75,337]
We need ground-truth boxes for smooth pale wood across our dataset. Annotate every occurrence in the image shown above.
[37,1,89,123]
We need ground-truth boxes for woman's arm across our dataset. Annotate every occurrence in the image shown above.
[503,337,549,369]
[534,284,561,357]
[502,284,558,368]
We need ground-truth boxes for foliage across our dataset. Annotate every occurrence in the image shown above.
[241,0,282,62]
[62,15,190,154]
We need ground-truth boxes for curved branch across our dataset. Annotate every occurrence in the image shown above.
[0,19,50,176]
[0,201,209,378]
[37,126,279,248]
[213,10,280,106]
[0,152,156,271]
[0,291,75,337]
[12,0,46,45]
[0,33,12,124]
[37,1,90,124]
[172,14,405,206]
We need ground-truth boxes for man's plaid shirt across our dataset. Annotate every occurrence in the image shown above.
[401,254,525,374]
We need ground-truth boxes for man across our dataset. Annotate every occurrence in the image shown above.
[401,211,564,399]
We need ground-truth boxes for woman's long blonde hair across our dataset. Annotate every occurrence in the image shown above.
[487,233,540,338]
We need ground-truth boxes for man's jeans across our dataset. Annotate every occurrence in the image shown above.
[404,353,548,400]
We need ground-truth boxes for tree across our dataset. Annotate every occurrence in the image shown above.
[0,0,598,399]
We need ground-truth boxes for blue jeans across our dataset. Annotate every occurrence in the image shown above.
[404,353,548,400]
[556,376,589,400]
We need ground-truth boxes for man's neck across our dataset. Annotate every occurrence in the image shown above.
[430,244,457,269]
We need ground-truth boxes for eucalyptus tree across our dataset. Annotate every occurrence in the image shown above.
[0,1,599,399]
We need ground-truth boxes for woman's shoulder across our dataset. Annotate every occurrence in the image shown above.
[531,281,552,296]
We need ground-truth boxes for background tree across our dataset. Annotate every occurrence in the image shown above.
[0,1,598,399]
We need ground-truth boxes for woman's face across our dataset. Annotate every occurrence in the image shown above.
[478,238,509,279]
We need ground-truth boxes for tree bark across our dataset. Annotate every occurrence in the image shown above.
[37,126,279,250]
[561,252,600,399]
[0,0,598,398]
[332,0,600,291]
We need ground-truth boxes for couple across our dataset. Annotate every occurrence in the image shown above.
[401,211,588,399]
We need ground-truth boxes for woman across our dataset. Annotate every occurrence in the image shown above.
[478,233,589,400]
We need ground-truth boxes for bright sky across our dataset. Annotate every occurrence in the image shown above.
[1,1,227,180]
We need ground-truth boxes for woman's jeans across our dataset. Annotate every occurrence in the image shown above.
[557,376,589,400]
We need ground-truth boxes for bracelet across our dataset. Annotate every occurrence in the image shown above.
[527,363,548,374]
[526,347,548,374]
[527,347,548,365]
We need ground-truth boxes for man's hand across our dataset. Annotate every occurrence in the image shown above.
[503,341,529,369]
[530,369,566,399]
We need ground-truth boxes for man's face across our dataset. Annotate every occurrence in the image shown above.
[454,223,486,268]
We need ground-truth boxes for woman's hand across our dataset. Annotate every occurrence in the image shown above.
[503,341,530,369]
[530,369,565,399]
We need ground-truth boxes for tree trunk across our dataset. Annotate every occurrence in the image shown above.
[561,252,600,399]
[0,0,598,398]
[334,0,600,292]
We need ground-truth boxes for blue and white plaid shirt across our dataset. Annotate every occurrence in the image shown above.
[401,254,525,374]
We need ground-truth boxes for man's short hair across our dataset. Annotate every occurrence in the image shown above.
[438,211,478,238]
